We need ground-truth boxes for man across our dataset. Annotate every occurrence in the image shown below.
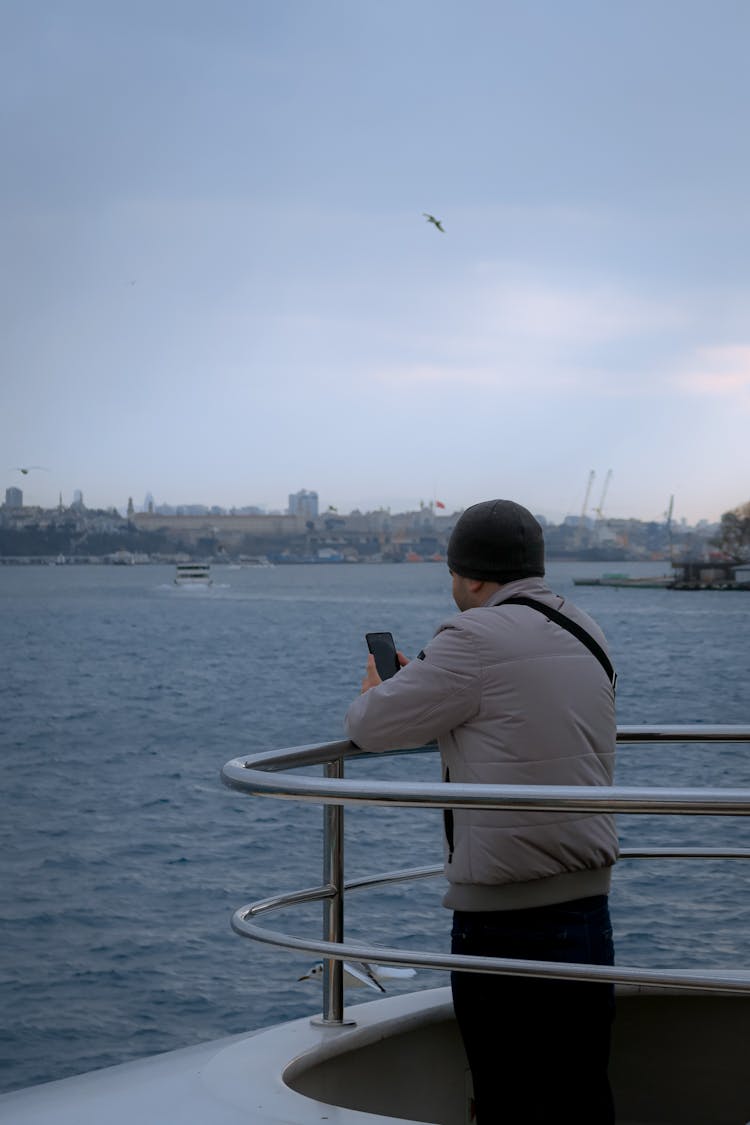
[345,499,618,1124]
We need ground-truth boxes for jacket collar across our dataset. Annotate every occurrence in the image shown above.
[482,576,553,607]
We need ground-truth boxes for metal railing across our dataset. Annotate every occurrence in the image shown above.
[221,725,750,1025]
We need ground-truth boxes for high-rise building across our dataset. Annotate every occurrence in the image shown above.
[288,489,319,520]
[4,487,23,508]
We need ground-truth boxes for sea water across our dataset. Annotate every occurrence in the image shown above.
[1,561,748,1093]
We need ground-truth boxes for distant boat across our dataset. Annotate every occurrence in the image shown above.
[174,563,212,586]
[573,573,673,588]
[573,560,750,590]
[238,555,274,567]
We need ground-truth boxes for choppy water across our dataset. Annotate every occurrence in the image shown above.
[1,561,748,1093]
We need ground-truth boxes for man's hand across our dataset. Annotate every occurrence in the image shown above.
[360,652,409,694]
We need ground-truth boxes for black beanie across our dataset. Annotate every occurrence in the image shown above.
[447,500,545,581]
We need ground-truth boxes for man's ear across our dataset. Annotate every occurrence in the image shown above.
[470,578,503,604]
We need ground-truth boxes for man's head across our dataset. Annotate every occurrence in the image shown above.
[447,500,545,609]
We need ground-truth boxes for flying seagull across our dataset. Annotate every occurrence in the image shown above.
[298,959,417,993]
[423,213,445,232]
[13,466,50,475]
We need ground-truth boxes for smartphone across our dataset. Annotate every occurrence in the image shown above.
[365,631,401,680]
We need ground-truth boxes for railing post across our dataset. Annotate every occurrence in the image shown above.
[317,756,354,1025]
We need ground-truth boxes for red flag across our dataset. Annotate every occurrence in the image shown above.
[435,500,446,509]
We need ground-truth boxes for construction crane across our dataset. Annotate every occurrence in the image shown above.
[577,470,596,546]
[665,495,674,563]
[593,470,613,521]
[591,469,613,546]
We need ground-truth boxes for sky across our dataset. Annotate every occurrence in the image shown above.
[2,1,749,525]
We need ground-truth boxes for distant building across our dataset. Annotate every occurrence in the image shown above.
[131,510,306,547]
[72,490,85,510]
[5,486,23,508]
[288,489,319,520]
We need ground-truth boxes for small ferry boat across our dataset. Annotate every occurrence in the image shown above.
[573,572,673,588]
[574,560,750,590]
[2,725,749,1125]
[173,563,212,586]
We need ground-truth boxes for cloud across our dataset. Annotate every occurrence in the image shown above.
[371,362,510,389]
[366,274,688,396]
[673,345,750,401]
[476,279,684,346]
[362,272,750,423]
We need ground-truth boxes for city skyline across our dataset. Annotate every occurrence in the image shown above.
[2,3,749,526]
[3,477,724,529]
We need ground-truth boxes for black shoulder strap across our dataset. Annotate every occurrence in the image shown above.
[501,596,617,691]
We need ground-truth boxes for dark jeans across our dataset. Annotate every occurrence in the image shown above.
[451,895,615,1125]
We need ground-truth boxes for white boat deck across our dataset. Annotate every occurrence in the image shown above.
[2,986,749,1124]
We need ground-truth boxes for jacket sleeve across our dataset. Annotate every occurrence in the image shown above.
[344,621,481,751]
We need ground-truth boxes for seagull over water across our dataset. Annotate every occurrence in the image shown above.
[423,213,445,232]
[298,960,417,993]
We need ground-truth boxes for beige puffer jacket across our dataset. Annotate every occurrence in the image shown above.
[345,577,618,911]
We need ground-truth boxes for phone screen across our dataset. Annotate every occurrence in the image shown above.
[365,632,401,680]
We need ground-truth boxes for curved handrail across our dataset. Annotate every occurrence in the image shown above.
[616,724,750,742]
[230,909,750,996]
[221,726,750,814]
[221,725,750,1021]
